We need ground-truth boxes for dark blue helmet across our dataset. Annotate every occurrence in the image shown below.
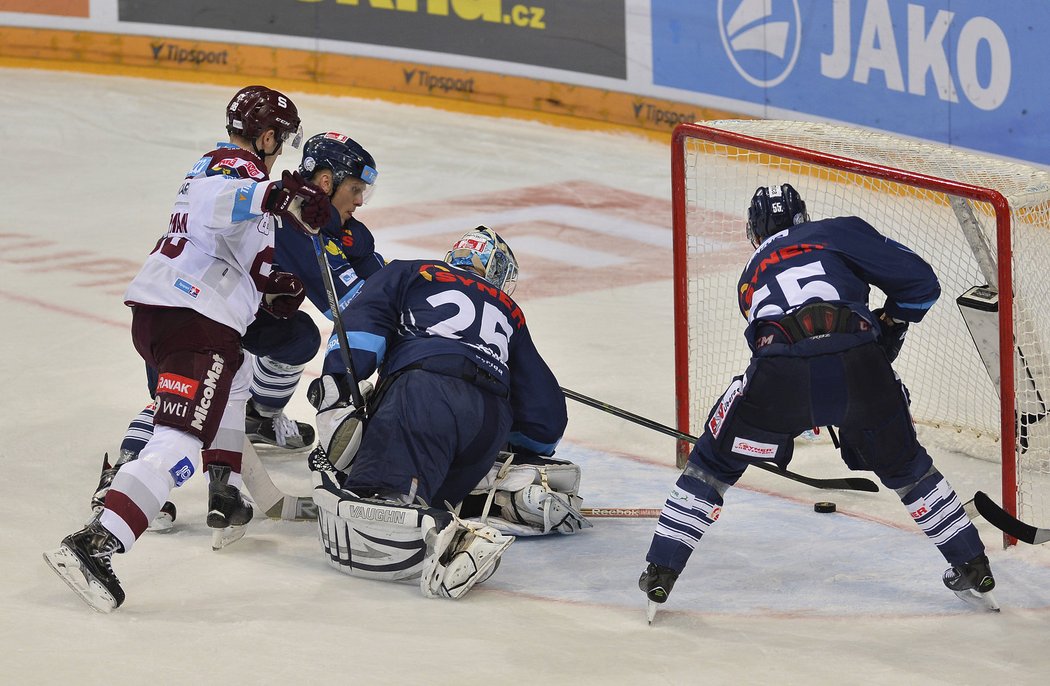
[298,132,378,188]
[746,183,809,246]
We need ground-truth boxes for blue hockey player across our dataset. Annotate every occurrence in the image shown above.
[308,227,571,598]
[639,183,997,619]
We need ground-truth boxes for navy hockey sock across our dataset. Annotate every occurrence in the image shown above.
[646,473,724,573]
[901,470,985,565]
[250,356,305,411]
[119,403,156,456]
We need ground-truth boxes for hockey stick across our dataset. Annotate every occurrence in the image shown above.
[972,491,1050,545]
[580,507,661,518]
[240,439,317,521]
[561,387,879,492]
[311,233,366,408]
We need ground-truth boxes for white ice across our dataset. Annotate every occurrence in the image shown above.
[2,70,1049,685]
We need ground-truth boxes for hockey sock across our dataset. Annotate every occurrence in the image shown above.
[646,472,725,573]
[900,470,985,565]
[120,402,157,456]
[101,426,202,552]
[250,356,305,412]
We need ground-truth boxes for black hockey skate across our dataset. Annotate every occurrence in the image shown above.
[639,562,679,624]
[206,463,254,550]
[90,450,177,532]
[90,449,137,514]
[42,519,125,613]
[943,553,999,612]
[245,399,315,450]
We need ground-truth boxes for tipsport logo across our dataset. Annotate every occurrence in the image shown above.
[718,0,802,88]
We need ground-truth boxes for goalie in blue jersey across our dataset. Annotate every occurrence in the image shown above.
[640,183,998,617]
[307,227,586,598]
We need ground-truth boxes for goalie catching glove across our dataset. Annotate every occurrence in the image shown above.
[307,373,373,472]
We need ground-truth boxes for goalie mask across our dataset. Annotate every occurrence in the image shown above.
[445,226,519,295]
[746,183,809,247]
[299,132,379,203]
[226,85,304,157]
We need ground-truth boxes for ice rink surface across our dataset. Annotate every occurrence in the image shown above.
[2,70,1050,685]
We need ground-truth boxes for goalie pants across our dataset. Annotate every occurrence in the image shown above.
[648,339,985,572]
[343,368,512,508]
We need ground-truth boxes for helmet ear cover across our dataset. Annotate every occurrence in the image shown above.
[445,226,519,295]
[746,183,808,246]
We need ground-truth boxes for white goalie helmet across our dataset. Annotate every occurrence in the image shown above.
[445,226,519,295]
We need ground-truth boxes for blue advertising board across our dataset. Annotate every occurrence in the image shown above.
[652,0,1047,166]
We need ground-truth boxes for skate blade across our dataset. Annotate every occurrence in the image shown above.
[646,600,659,625]
[211,525,247,551]
[42,547,118,613]
[953,588,1001,612]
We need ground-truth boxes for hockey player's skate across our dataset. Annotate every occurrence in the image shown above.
[206,464,254,550]
[245,399,315,450]
[90,449,136,514]
[639,562,679,624]
[42,519,125,613]
[943,553,1000,612]
[91,451,177,532]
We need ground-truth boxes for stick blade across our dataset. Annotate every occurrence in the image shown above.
[973,491,1050,545]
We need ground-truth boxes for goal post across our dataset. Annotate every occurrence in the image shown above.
[671,120,1050,544]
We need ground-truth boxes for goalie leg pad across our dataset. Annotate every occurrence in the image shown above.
[470,455,592,535]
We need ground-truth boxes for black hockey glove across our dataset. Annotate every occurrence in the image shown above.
[873,307,909,363]
[260,270,306,319]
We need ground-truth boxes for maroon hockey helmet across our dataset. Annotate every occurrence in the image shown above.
[225,85,304,150]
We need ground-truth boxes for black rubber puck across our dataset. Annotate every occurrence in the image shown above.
[814,501,837,513]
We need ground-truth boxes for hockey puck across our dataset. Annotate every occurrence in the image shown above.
[814,501,837,513]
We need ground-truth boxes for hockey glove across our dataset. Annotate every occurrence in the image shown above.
[260,270,306,319]
[264,170,332,235]
[873,307,909,363]
[308,374,374,472]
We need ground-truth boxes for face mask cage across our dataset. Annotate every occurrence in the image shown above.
[445,233,518,294]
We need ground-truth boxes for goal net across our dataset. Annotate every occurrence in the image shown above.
[672,120,1050,540]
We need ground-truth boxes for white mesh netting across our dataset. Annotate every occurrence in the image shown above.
[677,120,1050,525]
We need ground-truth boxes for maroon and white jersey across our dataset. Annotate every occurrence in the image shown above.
[124,144,278,334]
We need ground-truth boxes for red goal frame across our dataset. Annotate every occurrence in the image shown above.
[670,122,1017,537]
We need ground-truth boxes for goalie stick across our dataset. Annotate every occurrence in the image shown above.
[580,507,661,518]
[972,491,1050,545]
[561,387,879,493]
[311,233,366,408]
[240,439,317,521]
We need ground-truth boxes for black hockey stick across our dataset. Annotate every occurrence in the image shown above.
[973,491,1050,545]
[561,387,879,493]
[311,234,366,408]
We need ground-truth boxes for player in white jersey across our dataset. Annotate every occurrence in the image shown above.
[44,85,332,613]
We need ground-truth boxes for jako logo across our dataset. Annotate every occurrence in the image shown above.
[718,0,802,88]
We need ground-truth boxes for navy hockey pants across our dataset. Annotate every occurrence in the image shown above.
[342,369,513,508]
[691,340,933,491]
